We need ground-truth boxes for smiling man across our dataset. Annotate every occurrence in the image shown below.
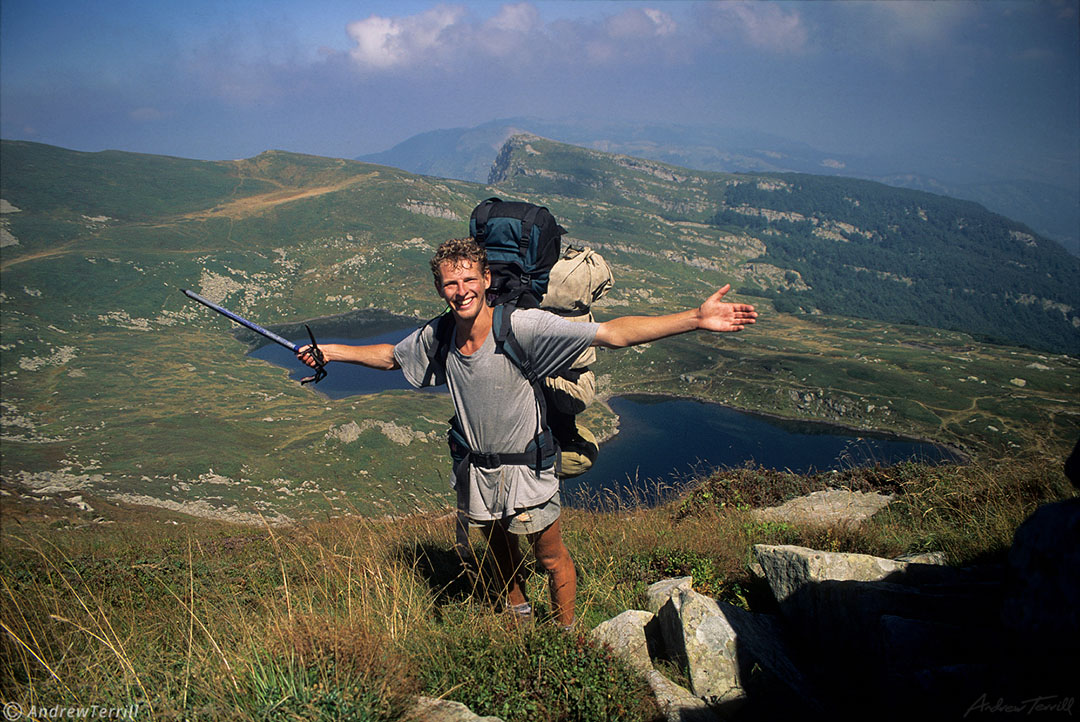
[299,236,757,629]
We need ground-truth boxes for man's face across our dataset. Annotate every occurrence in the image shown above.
[436,259,490,322]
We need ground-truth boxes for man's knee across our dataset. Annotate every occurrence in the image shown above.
[537,546,571,573]
[532,527,573,574]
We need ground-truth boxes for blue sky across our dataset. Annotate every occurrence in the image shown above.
[2,1,1077,192]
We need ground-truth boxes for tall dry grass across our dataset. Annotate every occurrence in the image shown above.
[1,451,1074,720]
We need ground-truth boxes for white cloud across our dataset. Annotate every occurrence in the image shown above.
[485,2,538,34]
[477,3,541,59]
[867,1,976,46]
[606,7,677,39]
[700,1,809,54]
[343,3,686,73]
[346,5,466,69]
[644,9,678,37]
[823,1,983,66]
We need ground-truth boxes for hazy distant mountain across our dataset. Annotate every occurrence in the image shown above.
[358,118,1079,256]
[357,118,855,181]
[356,122,526,184]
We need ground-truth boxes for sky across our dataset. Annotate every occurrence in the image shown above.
[2,0,1078,193]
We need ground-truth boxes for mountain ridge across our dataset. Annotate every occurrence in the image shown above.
[485,133,1079,356]
[358,119,1079,256]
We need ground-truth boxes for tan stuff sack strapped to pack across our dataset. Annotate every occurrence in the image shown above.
[541,246,615,317]
[541,246,614,374]
[540,246,613,478]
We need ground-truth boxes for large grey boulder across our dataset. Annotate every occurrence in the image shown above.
[753,545,997,632]
[752,544,1004,691]
[642,668,716,722]
[655,588,743,703]
[879,614,998,675]
[590,607,714,721]
[654,585,822,717]
[754,544,915,602]
[590,609,657,671]
[646,576,694,614]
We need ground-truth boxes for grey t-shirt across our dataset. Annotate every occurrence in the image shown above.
[394,308,599,521]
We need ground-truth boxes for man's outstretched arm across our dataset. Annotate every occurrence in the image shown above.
[296,343,400,371]
[593,284,757,349]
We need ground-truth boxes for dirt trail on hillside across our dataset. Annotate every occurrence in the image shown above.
[1,171,382,270]
[178,172,379,221]
[0,242,80,271]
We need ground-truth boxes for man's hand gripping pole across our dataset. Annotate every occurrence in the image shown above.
[181,289,327,385]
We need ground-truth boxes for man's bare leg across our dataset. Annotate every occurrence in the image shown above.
[529,518,577,628]
[485,521,529,608]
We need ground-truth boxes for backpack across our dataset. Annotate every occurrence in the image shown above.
[469,197,565,308]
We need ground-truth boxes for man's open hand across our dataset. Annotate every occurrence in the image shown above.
[697,284,757,332]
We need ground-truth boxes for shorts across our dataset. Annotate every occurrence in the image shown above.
[474,491,562,536]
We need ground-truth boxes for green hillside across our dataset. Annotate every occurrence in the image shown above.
[1,139,1077,526]
[491,134,1080,355]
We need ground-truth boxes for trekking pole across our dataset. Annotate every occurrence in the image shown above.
[180,288,327,384]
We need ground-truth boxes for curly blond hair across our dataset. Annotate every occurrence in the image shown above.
[429,237,488,285]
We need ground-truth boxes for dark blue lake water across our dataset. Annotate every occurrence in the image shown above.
[562,395,963,506]
[249,327,421,396]
[250,328,961,504]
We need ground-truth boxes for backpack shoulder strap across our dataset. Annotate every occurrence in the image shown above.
[492,304,536,384]
[492,305,557,471]
[470,197,501,241]
[421,312,455,386]
[517,205,541,255]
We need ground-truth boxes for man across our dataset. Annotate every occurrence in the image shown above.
[298,237,757,629]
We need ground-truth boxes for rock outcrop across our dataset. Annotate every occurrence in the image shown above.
[406,496,1077,721]
[588,499,1078,721]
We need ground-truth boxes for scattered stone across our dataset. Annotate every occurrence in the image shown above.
[65,495,93,513]
[400,201,462,221]
[751,489,893,529]
[403,697,504,722]
[646,576,693,614]
[18,345,78,371]
[326,419,435,446]
[590,609,656,671]
[109,493,293,526]
[642,669,714,722]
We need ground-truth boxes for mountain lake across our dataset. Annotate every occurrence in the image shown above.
[250,327,962,506]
